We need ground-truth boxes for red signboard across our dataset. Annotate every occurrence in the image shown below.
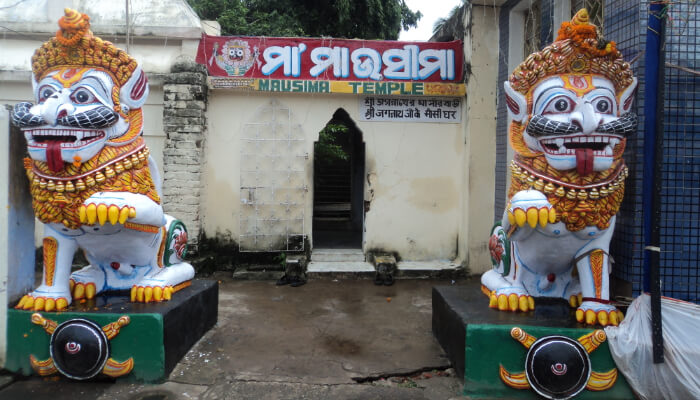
[195,34,463,83]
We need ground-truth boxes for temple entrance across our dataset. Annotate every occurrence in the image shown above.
[312,109,364,249]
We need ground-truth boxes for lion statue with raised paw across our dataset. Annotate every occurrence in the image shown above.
[12,9,194,312]
[481,9,637,326]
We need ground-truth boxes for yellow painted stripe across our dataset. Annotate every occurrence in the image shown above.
[586,369,618,391]
[499,365,530,389]
[210,77,466,97]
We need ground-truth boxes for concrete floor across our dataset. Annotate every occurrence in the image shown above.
[0,276,469,399]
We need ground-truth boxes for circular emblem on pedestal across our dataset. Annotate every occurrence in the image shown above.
[50,318,109,380]
[525,335,591,400]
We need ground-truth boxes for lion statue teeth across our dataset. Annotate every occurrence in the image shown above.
[11,8,194,312]
[481,9,637,326]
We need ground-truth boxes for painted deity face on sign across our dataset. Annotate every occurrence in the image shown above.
[505,74,637,175]
[228,46,245,60]
[13,65,148,172]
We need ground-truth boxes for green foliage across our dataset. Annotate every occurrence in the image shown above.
[432,1,467,42]
[316,123,349,162]
[187,0,422,39]
[273,252,286,266]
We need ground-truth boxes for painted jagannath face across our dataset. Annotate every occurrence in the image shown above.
[228,46,245,60]
[523,74,636,175]
[19,67,129,172]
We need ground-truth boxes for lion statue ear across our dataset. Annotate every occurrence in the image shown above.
[31,75,38,93]
[618,77,637,115]
[119,66,150,110]
[504,81,528,123]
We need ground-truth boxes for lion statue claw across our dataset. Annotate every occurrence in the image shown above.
[481,9,637,327]
[12,9,193,312]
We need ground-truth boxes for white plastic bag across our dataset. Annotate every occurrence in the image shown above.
[605,293,700,400]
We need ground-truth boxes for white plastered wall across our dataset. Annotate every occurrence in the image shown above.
[0,107,9,368]
[553,1,572,29]
[0,99,36,370]
[203,91,466,261]
[459,3,500,273]
[506,1,530,194]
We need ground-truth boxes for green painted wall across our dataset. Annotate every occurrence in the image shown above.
[464,324,635,399]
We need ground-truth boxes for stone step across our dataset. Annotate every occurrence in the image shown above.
[229,260,465,280]
[306,260,465,280]
[311,248,366,262]
[394,261,464,278]
[306,261,376,279]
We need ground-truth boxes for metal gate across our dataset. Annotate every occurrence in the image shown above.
[239,100,307,252]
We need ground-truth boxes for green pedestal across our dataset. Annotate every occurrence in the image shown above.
[5,279,217,382]
[432,283,636,399]
[465,324,633,399]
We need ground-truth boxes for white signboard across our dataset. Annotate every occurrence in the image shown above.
[360,96,462,123]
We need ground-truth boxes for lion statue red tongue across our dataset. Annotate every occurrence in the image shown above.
[576,148,595,176]
[46,141,64,172]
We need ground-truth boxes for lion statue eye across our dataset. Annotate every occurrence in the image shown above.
[543,96,574,114]
[38,86,57,102]
[70,88,96,104]
[593,97,613,114]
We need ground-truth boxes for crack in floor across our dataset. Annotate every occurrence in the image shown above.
[171,363,453,388]
[351,364,452,383]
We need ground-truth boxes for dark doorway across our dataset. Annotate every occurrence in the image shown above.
[313,109,364,249]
